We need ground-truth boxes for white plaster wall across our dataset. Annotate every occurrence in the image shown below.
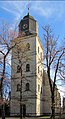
[10,34,44,116]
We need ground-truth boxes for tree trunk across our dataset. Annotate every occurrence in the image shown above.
[51,93,55,119]
[1,57,6,119]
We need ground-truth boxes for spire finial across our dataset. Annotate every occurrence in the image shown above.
[28,0,30,15]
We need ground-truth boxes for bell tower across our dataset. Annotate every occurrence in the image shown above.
[10,11,44,117]
[19,13,38,36]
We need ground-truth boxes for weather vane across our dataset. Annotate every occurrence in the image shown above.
[28,0,30,14]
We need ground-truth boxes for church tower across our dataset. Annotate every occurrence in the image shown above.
[10,12,44,116]
[19,13,38,35]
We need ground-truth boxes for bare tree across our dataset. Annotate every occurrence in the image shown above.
[0,21,17,119]
[43,25,65,119]
[58,53,65,80]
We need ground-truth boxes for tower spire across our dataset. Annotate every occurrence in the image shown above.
[28,0,30,15]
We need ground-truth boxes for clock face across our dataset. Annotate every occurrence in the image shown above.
[22,24,28,29]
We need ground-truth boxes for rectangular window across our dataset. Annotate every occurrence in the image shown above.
[41,87,42,94]
[38,46,39,53]
[38,66,39,73]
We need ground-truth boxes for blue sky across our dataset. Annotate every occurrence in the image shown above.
[0,1,65,43]
[0,1,65,98]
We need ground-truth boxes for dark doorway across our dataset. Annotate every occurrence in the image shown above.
[23,104,26,117]
[5,103,10,116]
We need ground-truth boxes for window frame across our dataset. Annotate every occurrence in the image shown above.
[17,84,21,91]
[26,64,30,72]
[26,83,30,91]
[38,66,39,73]
[38,46,39,53]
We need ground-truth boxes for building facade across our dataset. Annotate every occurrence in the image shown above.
[63,98,65,113]
[10,12,61,117]
[10,13,44,116]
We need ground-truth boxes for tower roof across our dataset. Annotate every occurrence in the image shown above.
[23,13,35,20]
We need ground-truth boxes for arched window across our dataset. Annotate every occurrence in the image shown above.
[26,43,30,50]
[17,65,21,73]
[17,84,21,91]
[26,83,30,91]
[26,64,30,72]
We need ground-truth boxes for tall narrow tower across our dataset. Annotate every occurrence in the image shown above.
[10,13,44,116]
